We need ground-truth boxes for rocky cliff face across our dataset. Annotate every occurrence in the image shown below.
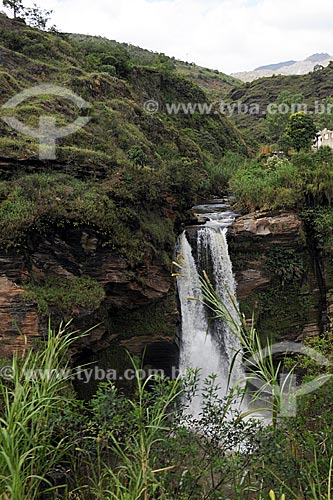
[1,207,331,379]
[0,275,39,357]
[0,226,178,367]
[229,211,327,342]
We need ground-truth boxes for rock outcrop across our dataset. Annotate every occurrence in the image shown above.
[229,211,325,341]
[0,276,39,357]
[0,227,178,363]
[231,212,302,238]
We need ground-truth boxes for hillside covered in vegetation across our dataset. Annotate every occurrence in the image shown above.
[225,63,333,146]
[71,33,242,96]
[0,12,247,342]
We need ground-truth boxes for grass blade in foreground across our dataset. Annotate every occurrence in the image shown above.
[0,320,86,500]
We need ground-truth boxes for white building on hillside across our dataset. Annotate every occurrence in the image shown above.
[313,128,333,149]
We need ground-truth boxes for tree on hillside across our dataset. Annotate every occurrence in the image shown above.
[82,42,130,76]
[2,0,54,30]
[265,91,304,142]
[284,112,317,152]
[278,132,293,155]
[25,3,53,29]
[2,0,24,18]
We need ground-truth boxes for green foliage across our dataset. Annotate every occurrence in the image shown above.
[229,226,314,344]
[314,96,333,130]
[92,367,182,499]
[200,272,333,499]
[24,276,105,316]
[285,112,317,151]
[71,33,242,96]
[285,330,333,378]
[255,286,309,342]
[204,151,246,193]
[277,131,293,153]
[253,330,333,499]
[265,91,305,142]
[0,322,83,499]
[231,156,301,211]
[0,173,115,247]
[75,39,131,77]
[54,360,260,499]
[225,63,333,148]
[155,52,176,74]
[2,316,333,499]
[0,172,178,265]
[127,145,148,166]
[305,207,333,252]
[266,248,305,286]
[232,149,333,211]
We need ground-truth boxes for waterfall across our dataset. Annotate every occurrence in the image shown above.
[177,231,226,417]
[177,200,244,417]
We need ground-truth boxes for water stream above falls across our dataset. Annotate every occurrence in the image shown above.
[176,198,245,417]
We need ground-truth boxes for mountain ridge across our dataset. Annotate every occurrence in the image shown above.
[255,60,296,72]
[233,53,333,82]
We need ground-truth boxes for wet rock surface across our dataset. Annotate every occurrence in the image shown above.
[229,210,325,341]
[0,227,177,360]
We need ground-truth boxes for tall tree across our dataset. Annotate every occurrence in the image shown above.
[284,112,317,152]
[2,0,25,18]
[2,0,54,30]
[314,96,333,131]
[25,3,53,29]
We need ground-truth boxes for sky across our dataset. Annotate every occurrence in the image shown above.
[4,0,333,73]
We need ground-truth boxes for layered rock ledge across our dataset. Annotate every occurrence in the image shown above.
[229,210,325,342]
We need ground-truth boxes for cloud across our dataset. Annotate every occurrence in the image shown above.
[8,0,333,73]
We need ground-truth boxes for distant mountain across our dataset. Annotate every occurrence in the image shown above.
[232,54,333,82]
[305,53,331,62]
[255,60,296,72]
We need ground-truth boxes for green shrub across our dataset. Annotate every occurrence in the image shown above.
[231,157,301,211]
[204,151,246,194]
[24,276,105,316]
[231,150,333,211]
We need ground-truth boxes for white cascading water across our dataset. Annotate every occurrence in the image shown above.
[177,199,244,417]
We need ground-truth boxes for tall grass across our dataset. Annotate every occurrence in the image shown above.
[199,271,333,499]
[1,277,332,499]
[89,358,182,500]
[230,157,300,211]
[199,271,295,427]
[0,321,83,500]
